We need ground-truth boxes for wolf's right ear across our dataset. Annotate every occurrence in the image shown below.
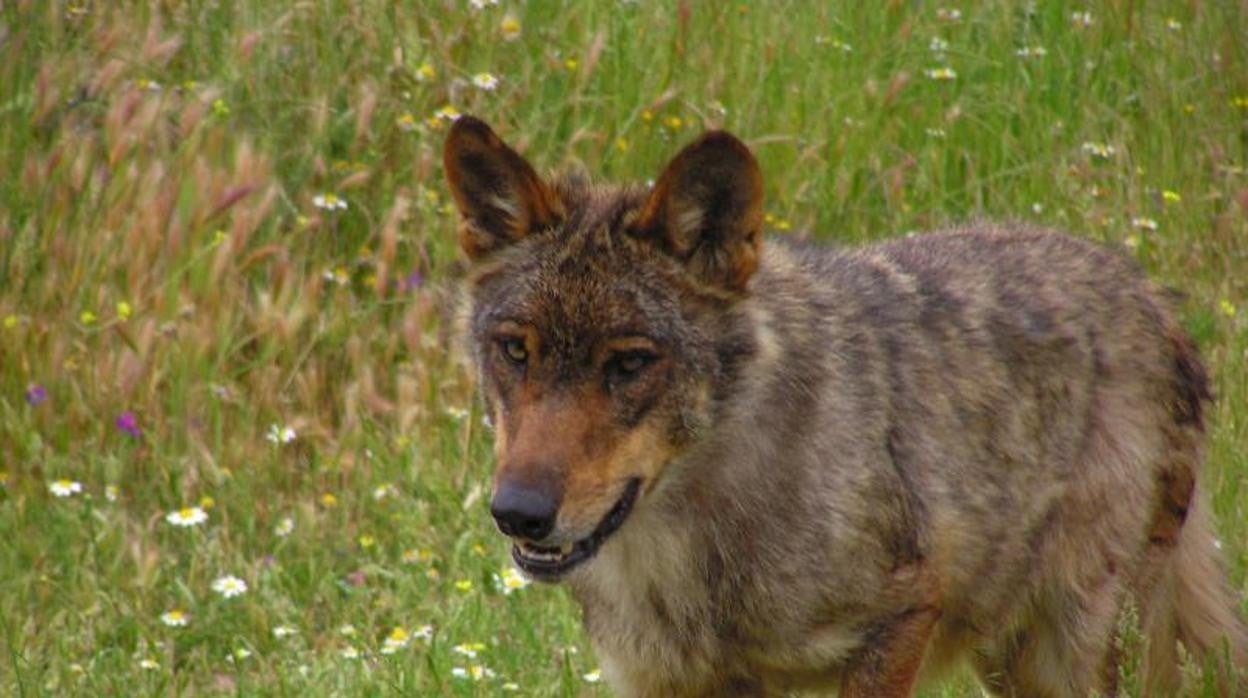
[633,131,764,292]
[443,116,564,260]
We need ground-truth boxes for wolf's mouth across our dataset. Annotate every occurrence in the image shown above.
[511,478,642,582]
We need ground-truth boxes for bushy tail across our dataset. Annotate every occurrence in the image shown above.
[1141,330,1247,696]
[1142,494,1248,696]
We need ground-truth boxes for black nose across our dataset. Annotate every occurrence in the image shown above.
[491,482,559,541]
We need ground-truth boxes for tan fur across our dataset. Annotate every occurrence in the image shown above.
[445,117,1248,697]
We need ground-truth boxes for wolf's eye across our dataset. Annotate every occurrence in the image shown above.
[499,337,528,365]
[605,351,655,383]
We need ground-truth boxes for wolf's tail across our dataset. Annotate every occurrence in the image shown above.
[1140,330,1247,696]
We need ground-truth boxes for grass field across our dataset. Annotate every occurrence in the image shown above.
[1,1,1246,695]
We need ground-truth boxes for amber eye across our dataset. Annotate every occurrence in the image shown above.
[499,337,528,365]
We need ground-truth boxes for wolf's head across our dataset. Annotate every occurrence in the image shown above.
[445,116,763,581]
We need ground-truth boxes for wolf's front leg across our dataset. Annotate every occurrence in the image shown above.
[839,604,941,698]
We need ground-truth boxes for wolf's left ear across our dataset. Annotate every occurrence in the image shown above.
[444,116,564,260]
[633,131,763,291]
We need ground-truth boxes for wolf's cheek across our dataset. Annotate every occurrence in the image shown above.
[558,421,673,534]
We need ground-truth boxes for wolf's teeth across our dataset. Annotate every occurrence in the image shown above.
[560,542,574,555]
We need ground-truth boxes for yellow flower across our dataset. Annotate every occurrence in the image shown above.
[199,495,215,510]
[359,534,376,548]
[1219,300,1237,318]
[116,301,132,321]
[212,99,230,117]
[615,137,629,152]
[455,579,473,593]
[160,609,189,627]
[1232,96,1248,110]
[396,112,417,132]
[924,66,958,81]
[641,109,654,123]
[320,492,339,508]
[79,310,97,325]
[416,63,436,82]
[500,14,521,41]
[3,314,16,330]
[664,116,683,130]
[211,229,228,247]
[1162,190,1181,204]
[565,58,579,72]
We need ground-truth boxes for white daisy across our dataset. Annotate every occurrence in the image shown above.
[212,575,248,598]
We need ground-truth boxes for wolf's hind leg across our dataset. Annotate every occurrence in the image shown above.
[971,581,1124,698]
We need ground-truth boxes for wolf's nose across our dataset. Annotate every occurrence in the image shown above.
[491,482,559,541]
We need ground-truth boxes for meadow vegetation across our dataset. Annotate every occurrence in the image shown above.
[1,1,1245,695]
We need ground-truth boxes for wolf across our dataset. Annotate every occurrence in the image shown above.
[443,115,1246,697]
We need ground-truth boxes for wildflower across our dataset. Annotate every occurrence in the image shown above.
[312,193,348,211]
[500,14,521,41]
[564,57,579,72]
[416,63,436,81]
[1032,203,1044,215]
[469,0,498,9]
[116,412,142,439]
[211,229,228,247]
[3,314,16,329]
[1166,17,1182,31]
[229,648,252,661]
[1131,217,1159,231]
[396,112,417,131]
[1232,96,1248,110]
[615,137,629,152]
[199,496,214,510]
[925,127,947,138]
[1162,190,1181,204]
[663,116,683,130]
[80,310,97,325]
[413,625,434,642]
[445,406,469,420]
[433,104,461,122]
[116,301,132,321]
[453,642,486,659]
[1081,141,1116,160]
[166,506,208,527]
[381,627,410,654]
[275,516,294,537]
[272,625,298,639]
[936,8,962,22]
[641,109,654,123]
[372,484,398,501]
[358,534,376,549]
[160,610,189,627]
[341,646,360,659]
[402,548,432,564]
[319,492,338,508]
[497,566,530,595]
[138,658,160,670]
[25,384,48,406]
[502,682,520,691]
[212,575,248,598]
[49,479,83,497]
[452,664,496,681]
[339,624,357,637]
[1219,300,1237,318]
[455,579,474,593]
[212,99,230,117]
[925,67,957,81]
[135,78,161,92]
[323,267,350,285]
[472,72,499,91]
[266,424,296,444]
[1015,46,1048,59]
[584,669,602,683]
[1071,11,1094,27]
[105,485,119,502]
[929,37,949,53]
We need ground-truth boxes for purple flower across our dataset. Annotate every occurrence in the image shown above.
[25,384,48,406]
[394,270,424,293]
[116,412,142,439]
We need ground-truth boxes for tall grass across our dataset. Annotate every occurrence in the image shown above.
[1,1,1245,695]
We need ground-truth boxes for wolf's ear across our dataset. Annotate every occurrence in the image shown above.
[633,131,763,291]
[444,116,564,260]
